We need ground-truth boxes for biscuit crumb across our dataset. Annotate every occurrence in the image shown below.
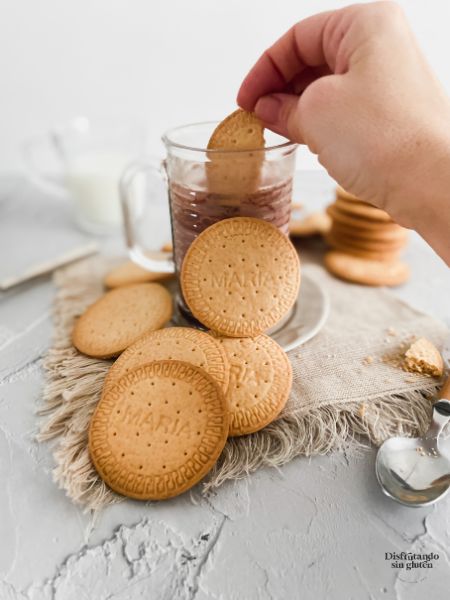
[363,355,374,365]
[387,327,397,337]
[295,353,302,359]
[403,338,444,378]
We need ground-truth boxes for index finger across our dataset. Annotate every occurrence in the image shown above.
[237,10,335,110]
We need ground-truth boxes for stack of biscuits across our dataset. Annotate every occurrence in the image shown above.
[324,185,410,287]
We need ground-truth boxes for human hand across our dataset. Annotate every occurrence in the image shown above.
[238,2,450,262]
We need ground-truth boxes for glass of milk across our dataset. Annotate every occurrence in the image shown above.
[22,116,146,234]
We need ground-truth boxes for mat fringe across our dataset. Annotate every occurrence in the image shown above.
[38,259,440,511]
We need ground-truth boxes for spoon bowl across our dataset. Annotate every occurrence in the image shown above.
[376,400,450,507]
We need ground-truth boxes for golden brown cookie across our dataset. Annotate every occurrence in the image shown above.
[330,220,408,243]
[325,232,402,261]
[206,109,265,195]
[104,327,230,394]
[327,205,398,232]
[89,360,229,500]
[404,338,444,377]
[334,198,392,222]
[181,217,301,337]
[289,212,331,237]
[208,109,264,150]
[72,283,173,358]
[104,260,173,288]
[327,230,406,253]
[336,185,359,202]
[324,251,410,286]
[214,334,292,436]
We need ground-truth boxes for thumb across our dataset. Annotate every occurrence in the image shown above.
[254,93,305,144]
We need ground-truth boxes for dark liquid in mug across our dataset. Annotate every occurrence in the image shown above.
[169,178,293,273]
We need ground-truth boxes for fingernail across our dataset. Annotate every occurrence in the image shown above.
[255,95,281,124]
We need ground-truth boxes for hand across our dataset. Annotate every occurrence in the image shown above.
[237,2,450,263]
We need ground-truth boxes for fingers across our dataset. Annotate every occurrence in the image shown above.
[254,93,304,144]
[237,10,335,110]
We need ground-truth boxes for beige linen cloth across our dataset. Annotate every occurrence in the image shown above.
[38,256,448,510]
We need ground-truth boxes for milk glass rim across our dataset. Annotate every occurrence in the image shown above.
[162,121,297,154]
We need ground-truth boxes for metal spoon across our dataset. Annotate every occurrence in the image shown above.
[376,377,450,507]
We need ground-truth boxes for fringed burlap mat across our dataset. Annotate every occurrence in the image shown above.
[38,255,448,510]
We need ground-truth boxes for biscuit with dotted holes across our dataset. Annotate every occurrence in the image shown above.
[326,229,407,252]
[334,197,392,222]
[213,334,292,436]
[181,217,301,337]
[89,360,229,500]
[104,327,230,394]
[327,205,398,232]
[104,260,173,288]
[208,109,264,150]
[324,251,410,286]
[329,220,408,243]
[72,283,173,358]
[325,233,402,261]
[206,109,264,195]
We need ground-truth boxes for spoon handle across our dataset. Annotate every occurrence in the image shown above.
[439,376,450,400]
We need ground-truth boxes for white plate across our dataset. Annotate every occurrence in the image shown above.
[269,272,329,351]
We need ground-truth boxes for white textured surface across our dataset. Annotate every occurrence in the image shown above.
[1,172,449,599]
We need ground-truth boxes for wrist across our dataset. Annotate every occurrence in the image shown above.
[387,119,450,264]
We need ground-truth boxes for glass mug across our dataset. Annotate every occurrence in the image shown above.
[22,116,146,234]
[120,122,297,321]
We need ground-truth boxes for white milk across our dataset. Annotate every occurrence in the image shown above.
[65,151,130,232]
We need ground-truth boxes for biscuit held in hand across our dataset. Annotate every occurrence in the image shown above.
[206,109,265,195]
[181,217,300,337]
[208,109,264,150]
[72,283,173,358]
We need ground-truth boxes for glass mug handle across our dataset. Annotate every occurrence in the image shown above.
[120,160,175,274]
[21,132,68,196]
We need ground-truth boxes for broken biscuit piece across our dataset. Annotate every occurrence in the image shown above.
[403,338,444,377]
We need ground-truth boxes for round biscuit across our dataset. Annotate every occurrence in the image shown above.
[327,229,407,252]
[208,109,264,150]
[327,205,398,231]
[329,220,407,242]
[324,251,410,286]
[325,233,402,261]
[104,260,173,288]
[334,198,392,222]
[104,327,230,394]
[214,334,292,436]
[206,110,265,195]
[335,185,360,202]
[181,217,301,337]
[72,283,173,358]
[89,360,229,500]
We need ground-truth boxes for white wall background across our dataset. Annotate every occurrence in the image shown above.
[1,0,450,171]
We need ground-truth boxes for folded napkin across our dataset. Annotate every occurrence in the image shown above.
[38,256,448,510]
